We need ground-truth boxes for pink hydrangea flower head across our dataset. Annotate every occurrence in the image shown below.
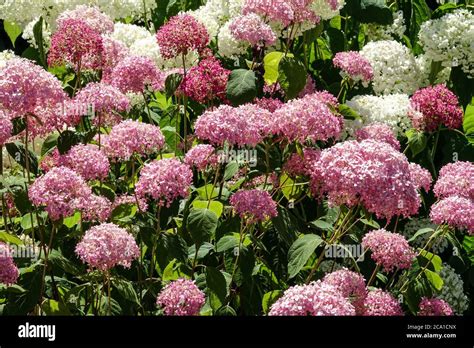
[418,297,453,316]
[75,223,139,271]
[322,268,367,314]
[362,229,416,272]
[298,76,317,98]
[74,82,130,127]
[156,279,205,316]
[243,0,319,27]
[61,144,110,181]
[28,166,92,220]
[434,161,474,199]
[101,37,130,80]
[355,123,400,150]
[410,84,463,132]
[135,158,193,207]
[312,90,339,108]
[229,13,277,46]
[269,281,356,316]
[112,194,149,213]
[230,189,278,223]
[284,148,321,177]
[430,195,474,234]
[74,194,112,223]
[48,18,104,71]
[0,242,19,285]
[408,163,432,193]
[40,148,62,172]
[309,140,426,219]
[57,5,114,34]
[253,97,284,112]
[110,56,166,93]
[333,51,373,85]
[156,14,209,59]
[0,111,12,145]
[184,144,218,171]
[179,56,230,103]
[101,120,165,161]
[272,93,343,143]
[363,289,404,316]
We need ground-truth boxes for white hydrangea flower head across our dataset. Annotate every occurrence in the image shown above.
[402,218,448,255]
[130,36,166,68]
[22,17,52,50]
[366,10,406,41]
[437,264,469,315]
[360,40,421,95]
[110,22,152,48]
[0,49,16,69]
[310,0,345,21]
[419,9,474,77]
[217,20,249,58]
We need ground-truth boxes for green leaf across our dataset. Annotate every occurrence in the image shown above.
[192,200,224,218]
[360,218,380,229]
[206,266,227,310]
[41,299,70,315]
[463,99,474,144]
[3,21,22,47]
[20,214,38,231]
[0,232,23,246]
[215,304,237,316]
[325,27,345,54]
[223,161,239,181]
[188,242,214,260]
[424,269,444,291]
[338,104,361,120]
[408,227,435,243]
[263,51,285,85]
[164,73,183,99]
[216,233,240,253]
[311,219,334,232]
[226,69,257,106]
[162,259,186,281]
[418,250,442,273]
[262,290,282,314]
[48,250,82,275]
[5,142,38,175]
[288,234,323,279]
[277,56,307,100]
[405,129,428,157]
[113,278,139,304]
[63,212,81,228]
[280,173,304,201]
[57,130,81,154]
[41,133,59,156]
[462,235,474,265]
[187,208,218,245]
[33,17,46,67]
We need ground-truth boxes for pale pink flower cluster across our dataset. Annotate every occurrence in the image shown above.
[322,269,367,314]
[101,120,165,161]
[74,194,112,222]
[418,297,453,316]
[333,51,374,85]
[243,0,319,27]
[75,223,139,271]
[57,5,114,34]
[101,37,130,79]
[135,158,193,207]
[430,195,474,234]
[184,144,218,171]
[155,14,209,59]
[230,189,278,223]
[269,281,356,316]
[156,279,205,316]
[433,161,474,199]
[355,123,400,150]
[39,148,62,172]
[0,112,12,145]
[362,289,404,316]
[408,163,432,193]
[61,144,110,181]
[298,76,317,98]
[309,140,428,219]
[0,242,19,285]
[229,13,277,46]
[362,229,416,272]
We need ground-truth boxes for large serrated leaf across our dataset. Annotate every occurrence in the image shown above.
[288,234,323,279]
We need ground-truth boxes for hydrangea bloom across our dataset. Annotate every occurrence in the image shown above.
[298,76,317,98]
[61,144,110,181]
[309,140,427,219]
[28,166,92,220]
[75,223,139,271]
[434,161,474,200]
[409,84,463,132]
[110,23,152,48]
[74,194,112,223]
[333,51,373,86]
[156,14,209,59]
[253,97,284,112]
[243,0,319,27]
[101,120,165,161]
[437,264,469,314]
[0,112,13,145]
[101,36,130,80]
[135,158,193,207]
[402,218,447,255]
[283,148,321,177]
[39,148,62,173]
[408,163,432,193]
[179,56,230,103]
[184,144,218,171]
[269,281,356,316]
[310,0,345,20]
[229,13,277,46]
[156,279,205,316]
[48,19,104,71]
[217,21,249,58]
[354,123,400,150]
[322,269,367,314]
[0,242,19,285]
[430,196,474,234]
[363,289,404,316]
[230,189,278,223]
[418,297,453,316]
[362,229,416,272]
[57,5,114,34]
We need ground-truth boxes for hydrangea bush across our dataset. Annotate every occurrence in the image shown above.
[0,0,472,317]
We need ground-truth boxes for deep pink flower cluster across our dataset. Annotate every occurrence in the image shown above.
[155,14,209,59]
[0,242,19,285]
[61,144,110,181]
[48,19,104,71]
[322,269,367,314]
[410,84,463,132]
[362,289,403,316]
[355,123,400,150]
[101,37,130,79]
[194,104,272,147]
[243,0,319,27]
[362,229,415,272]
[74,82,130,127]
[109,56,166,93]
[57,5,114,34]
[434,161,474,199]
[230,189,278,223]
[184,144,218,171]
[254,97,284,112]
[179,56,230,103]
[0,111,12,145]
[28,166,92,220]
[283,148,321,177]
[75,223,139,271]
[430,195,474,234]
[418,297,453,316]
[135,158,193,207]
[229,13,277,46]
[101,120,165,161]
[74,194,112,222]
[272,93,343,143]
[309,140,427,219]
[269,281,356,316]
[333,51,373,84]
[156,279,205,316]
